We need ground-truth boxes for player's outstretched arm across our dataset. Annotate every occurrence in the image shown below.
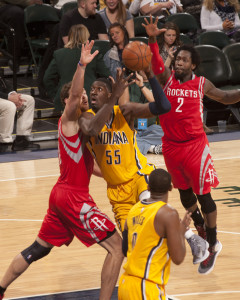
[154,205,190,265]
[142,16,171,86]
[120,69,171,120]
[79,69,133,137]
[62,40,99,123]
[204,79,240,105]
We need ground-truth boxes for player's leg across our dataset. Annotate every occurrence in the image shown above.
[0,188,74,300]
[163,145,209,264]
[197,192,222,275]
[179,188,206,239]
[186,139,221,274]
[99,230,124,300]
[0,237,53,299]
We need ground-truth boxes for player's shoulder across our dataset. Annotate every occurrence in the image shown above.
[156,203,179,223]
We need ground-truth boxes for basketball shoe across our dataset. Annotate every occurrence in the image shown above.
[187,234,210,264]
[198,240,222,275]
[196,224,207,240]
[153,144,162,154]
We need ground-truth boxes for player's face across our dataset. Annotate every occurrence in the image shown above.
[109,26,125,47]
[105,0,119,10]
[164,29,177,47]
[90,81,110,112]
[85,0,97,15]
[174,50,195,81]
[79,89,89,112]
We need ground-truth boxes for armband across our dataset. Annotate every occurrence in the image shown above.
[148,76,171,115]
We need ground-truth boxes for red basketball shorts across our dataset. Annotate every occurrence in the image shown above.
[38,183,115,247]
[163,135,219,195]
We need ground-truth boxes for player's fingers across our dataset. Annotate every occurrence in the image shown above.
[108,76,115,84]
[154,16,159,25]
[150,14,153,24]
[144,17,149,25]
[125,72,134,83]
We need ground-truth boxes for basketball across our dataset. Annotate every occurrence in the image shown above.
[122,41,152,72]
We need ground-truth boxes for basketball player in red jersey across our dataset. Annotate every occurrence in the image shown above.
[143,16,240,275]
[0,41,132,300]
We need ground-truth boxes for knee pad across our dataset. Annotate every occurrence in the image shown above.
[21,241,52,265]
[179,188,197,209]
[197,193,216,214]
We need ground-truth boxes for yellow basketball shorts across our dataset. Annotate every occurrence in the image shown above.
[107,168,155,232]
[118,273,167,300]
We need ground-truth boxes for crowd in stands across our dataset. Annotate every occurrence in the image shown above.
[1,0,240,152]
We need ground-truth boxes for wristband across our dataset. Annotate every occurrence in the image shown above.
[139,85,145,89]
[78,61,86,67]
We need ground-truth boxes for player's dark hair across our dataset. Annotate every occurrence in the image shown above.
[60,81,72,108]
[149,169,172,194]
[174,45,201,70]
[108,22,129,48]
[94,77,112,93]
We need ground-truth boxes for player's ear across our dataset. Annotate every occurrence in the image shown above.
[191,64,196,71]
[169,184,173,192]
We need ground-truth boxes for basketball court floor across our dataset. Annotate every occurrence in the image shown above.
[0,133,240,300]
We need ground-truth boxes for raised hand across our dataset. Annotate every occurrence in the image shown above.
[79,40,99,66]
[181,211,192,232]
[109,68,134,100]
[142,15,167,37]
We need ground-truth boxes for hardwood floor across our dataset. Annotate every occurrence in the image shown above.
[0,139,240,299]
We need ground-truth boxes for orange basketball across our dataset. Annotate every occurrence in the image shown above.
[122,41,152,72]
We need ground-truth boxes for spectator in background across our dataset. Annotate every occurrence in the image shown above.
[181,0,202,26]
[140,0,183,18]
[157,21,182,68]
[44,24,110,112]
[0,0,44,71]
[98,0,135,38]
[0,91,39,152]
[58,0,108,48]
[130,71,164,155]
[99,0,131,10]
[104,23,129,80]
[201,0,240,40]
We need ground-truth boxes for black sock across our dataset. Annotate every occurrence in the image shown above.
[191,207,204,227]
[0,286,6,295]
[206,226,217,247]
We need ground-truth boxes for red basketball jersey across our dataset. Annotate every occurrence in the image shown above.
[57,118,94,189]
[160,71,206,143]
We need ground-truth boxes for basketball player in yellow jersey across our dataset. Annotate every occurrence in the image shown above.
[87,68,171,231]
[118,169,192,300]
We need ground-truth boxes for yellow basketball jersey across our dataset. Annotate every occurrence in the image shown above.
[87,106,154,185]
[123,199,171,286]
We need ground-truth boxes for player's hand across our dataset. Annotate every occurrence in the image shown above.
[180,211,192,232]
[79,40,99,66]
[109,68,134,99]
[142,15,167,37]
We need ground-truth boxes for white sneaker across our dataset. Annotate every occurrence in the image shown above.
[187,234,210,264]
